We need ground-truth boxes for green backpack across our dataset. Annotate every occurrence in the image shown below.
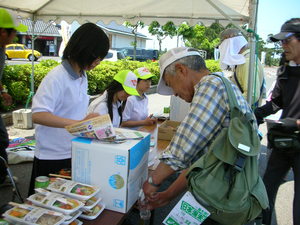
[186,74,269,225]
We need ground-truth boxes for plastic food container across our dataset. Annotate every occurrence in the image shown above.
[82,196,101,211]
[28,190,84,215]
[67,219,83,225]
[4,204,66,225]
[47,178,100,201]
[79,203,105,220]
[61,210,82,225]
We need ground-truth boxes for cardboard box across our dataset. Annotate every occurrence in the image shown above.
[12,109,33,129]
[71,128,150,213]
[158,120,181,141]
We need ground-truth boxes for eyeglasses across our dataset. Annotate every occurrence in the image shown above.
[281,36,295,45]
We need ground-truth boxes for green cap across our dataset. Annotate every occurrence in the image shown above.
[0,8,28,32]
[114,70,139,96]
[134,67,156,80]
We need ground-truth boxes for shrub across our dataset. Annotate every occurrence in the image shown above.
[0,58,220,111]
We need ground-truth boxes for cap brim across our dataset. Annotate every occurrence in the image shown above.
[269,32,293,42]
[15,24,28,32]
[123,85,140,96]
[157,73,174,95]
[139,74,156,80]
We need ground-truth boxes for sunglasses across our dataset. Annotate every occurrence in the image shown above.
[281,36,295,45]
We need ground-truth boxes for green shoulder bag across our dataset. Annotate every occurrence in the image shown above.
[186,74,269,225]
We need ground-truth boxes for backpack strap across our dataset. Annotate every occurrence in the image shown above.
[212,73,248,198]
[233,66,244,93]
[212,73,240,112]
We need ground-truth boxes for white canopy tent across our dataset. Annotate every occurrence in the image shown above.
[0,0,258,105]
[0,0,249,25]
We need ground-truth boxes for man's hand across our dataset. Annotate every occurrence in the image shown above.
[144,191,172,210]
[143,180,160,202]
[1,93,12,106]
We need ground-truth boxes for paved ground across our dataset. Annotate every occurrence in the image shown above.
[0,67,295,224]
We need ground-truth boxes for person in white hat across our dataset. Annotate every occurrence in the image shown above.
[219,28,265,107]
[0,8,27,187]
[142,47,258,224]
[121,67,157,127]
[88,70,139,127]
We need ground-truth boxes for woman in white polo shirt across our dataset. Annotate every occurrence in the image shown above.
[88,70,139,127]
[121,67,157,127]
[28,23,109,195]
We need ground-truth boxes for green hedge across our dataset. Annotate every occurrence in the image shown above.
[1,58,220,111]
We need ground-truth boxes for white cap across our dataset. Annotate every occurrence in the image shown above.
[157,47,201,95]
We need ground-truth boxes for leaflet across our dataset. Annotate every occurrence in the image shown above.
[65,114,115,139]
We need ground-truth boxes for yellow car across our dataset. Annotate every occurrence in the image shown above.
[5,44,42,61]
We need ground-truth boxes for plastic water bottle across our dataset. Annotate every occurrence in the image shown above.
[139,189,151,220]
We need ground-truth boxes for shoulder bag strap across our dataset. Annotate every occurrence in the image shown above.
[233,66,244,93]
[212,73,240,113]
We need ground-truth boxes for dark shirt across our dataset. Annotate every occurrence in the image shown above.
[272,66,300,118]
[255,64,300,120]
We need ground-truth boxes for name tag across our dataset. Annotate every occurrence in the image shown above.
[238,143,250,152]
[163,191,210,225]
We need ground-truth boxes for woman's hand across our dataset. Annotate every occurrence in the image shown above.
[144,115,157,125]
[82,113,100,121]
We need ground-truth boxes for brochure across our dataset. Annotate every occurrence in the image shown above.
[65,115,115,139]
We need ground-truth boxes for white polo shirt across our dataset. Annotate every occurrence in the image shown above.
[122,94,149,121]
[88,91,122,127]
[32,60,89,160]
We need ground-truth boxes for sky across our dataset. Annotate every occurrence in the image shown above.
[142,0,300,50]
[257,0,300,42]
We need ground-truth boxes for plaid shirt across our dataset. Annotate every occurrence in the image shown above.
[160,73,253,170]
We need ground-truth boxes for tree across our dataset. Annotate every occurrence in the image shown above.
[124,21,145,60]
[178,22,225,59]
[148,21,177,52]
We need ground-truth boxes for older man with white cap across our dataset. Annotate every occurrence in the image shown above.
[219,28,265,107]
[0,8,27,187]
[142,47,258,224]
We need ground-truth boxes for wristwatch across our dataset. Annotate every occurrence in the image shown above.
[147,176,161,188]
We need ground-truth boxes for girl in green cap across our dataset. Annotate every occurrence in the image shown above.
[121,67,157,127]
[88,70,139,127]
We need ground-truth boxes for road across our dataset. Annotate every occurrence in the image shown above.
[5,56,61,65]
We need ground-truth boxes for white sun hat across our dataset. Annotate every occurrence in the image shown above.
[157,47,201,95]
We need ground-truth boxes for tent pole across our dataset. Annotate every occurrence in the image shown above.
[205,0,248,36]
[25,18,36,109]
[246,0,259,105]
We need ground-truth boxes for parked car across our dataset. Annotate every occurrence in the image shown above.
[5,44,42,61]
[114,47,159,62]
[103,49,125,62]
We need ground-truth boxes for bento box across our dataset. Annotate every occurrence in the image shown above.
[28,189,84,215]
[81,196,102,211]
[3,204,66,225]
[79,203,105,220]
[47,178,100,201]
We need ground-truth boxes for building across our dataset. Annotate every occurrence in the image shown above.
[16,20,149,56]
[96,21,149,49]
[18,20,62,56]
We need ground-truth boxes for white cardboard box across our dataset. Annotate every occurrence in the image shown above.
[12,108,33,129]
[71,128,150,213]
